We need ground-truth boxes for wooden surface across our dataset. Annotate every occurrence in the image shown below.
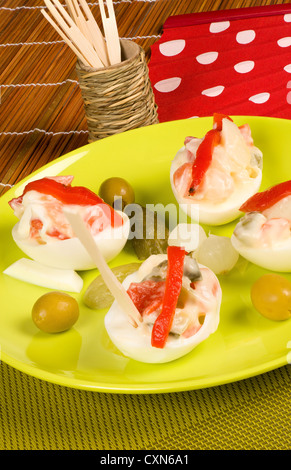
[0,0,289,196]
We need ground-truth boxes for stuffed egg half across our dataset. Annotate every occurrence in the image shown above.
[8,176,130,271]
[170,114,263,225]
[231,180,291,272]
[105,250,222,363]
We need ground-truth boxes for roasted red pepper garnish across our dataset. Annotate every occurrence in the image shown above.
[151,246,186,349]
[213,113,233,131]
[22,178,104,206]
[239,180,291,213]
[188,128,221,194]
[9,177,123,227]
[188,113,233,195]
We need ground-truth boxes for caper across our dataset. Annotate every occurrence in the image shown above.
[99,177,135,209]
[183,256,202,282]
[32,291,79,333]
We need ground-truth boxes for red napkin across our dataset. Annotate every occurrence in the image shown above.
[148,5,291,123]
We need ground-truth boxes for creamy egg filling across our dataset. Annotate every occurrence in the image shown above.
[12,190,114,245]
[105,255,222,363]
[142,282,203,337]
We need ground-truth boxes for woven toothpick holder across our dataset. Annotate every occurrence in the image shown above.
[76,40,159,142]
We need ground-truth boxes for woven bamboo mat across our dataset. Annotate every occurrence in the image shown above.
[1,361,291,450]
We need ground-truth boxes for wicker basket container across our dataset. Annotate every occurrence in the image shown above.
[76,40,159,142]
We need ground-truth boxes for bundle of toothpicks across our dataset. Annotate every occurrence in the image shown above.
[42,0,121,68]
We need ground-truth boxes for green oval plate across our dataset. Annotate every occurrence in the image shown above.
[1,116,291,394]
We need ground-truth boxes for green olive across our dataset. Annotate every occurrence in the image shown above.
[99,177,135,209]
[251,274,291,321]
[32,291,79,333]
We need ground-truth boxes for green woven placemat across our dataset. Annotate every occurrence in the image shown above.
[0,361,290,450]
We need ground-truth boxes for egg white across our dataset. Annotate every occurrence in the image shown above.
[231,232,291,272]
[170,150,262,226]
[12,211,130,271]
[104,255,222,363]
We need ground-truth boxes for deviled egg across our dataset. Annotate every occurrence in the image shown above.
[105,246,222,363]
[231,180,291,272]
[170,114,263,225]
[8,175,130,270]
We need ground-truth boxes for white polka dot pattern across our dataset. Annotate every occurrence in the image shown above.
[196,51,218,65]
[277,37,291,48]
[154,77,182,93]
[234,61,255,74]
[209,21,230,33]
[249,92,270,104]
[236,30,256,44]
[201,86,224,97]
[159,39,186,57]
[287,83,291,105]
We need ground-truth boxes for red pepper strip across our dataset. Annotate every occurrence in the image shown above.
[213,113,233,131]
[9,177,123,227]
[151,246,186,349]
[188,128,221,195]
[239,180,291,213]
[22,177,104,206]
[188,113,233,194]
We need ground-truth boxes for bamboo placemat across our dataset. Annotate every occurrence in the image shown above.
[1,0,291,451]
[1,361,291,450]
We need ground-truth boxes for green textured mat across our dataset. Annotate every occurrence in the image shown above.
[1,361,290,450]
